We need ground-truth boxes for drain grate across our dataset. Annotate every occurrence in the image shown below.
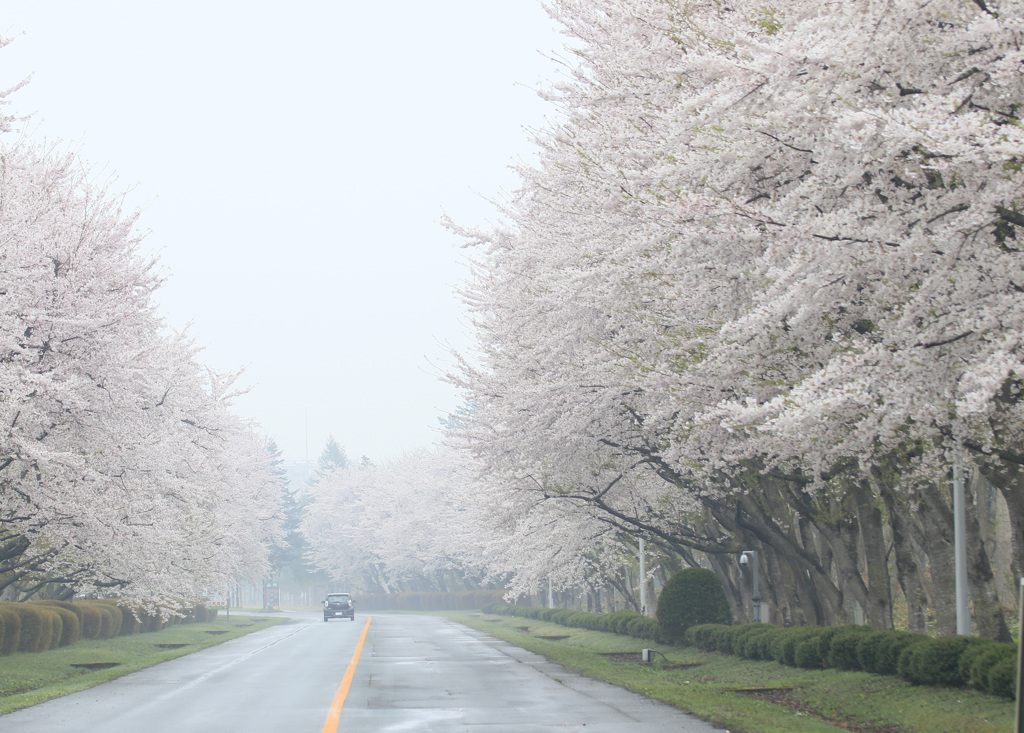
[71,662,121,670]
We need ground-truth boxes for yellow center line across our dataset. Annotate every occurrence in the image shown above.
[321,615,373,733]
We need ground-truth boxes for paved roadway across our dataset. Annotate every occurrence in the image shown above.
[1,612,723,732]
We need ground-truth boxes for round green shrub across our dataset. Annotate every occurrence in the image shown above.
[684,623,725,650]
[115,603,142,634]
[656,568,732,642]
[794,635,825,669]
[583,612,605,631]
[773,627,823,667]
[958,642,1016,696]
[626,616,661,640]
[564,612,587,628]
[856,630,890,674]
[708,625,737,654]
[957,638,1003,690]
[872,630,922,676]
[49,606,80,646]
[898,636,970,687]
[105,603,126,635]
[32,602,81,646]
[44,612,62,650]
[737,624,772,657]
[0,606,21,655]
[985,656,1017,699]
[141,608,166,633]
[717,624,768,657]
[551,609,576,626]
[825,625,874,670]
[753,627,787,660]
[91,601,123,637]
[84,603,117,639]
[739,625,782,660]
[607,610,641,635]
[78,603,105,639]
[3,604,55,652]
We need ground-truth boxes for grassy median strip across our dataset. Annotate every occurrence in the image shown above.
[445,611,1015,733]
[0,614,286,716]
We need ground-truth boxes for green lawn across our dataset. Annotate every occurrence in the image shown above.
[444,611,1016,733]
[0,614,285,716]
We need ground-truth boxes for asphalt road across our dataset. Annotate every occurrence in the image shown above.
[1,612,723,732]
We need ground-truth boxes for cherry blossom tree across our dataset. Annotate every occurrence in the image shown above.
[449,0,1023,633]
[0,140,283,608]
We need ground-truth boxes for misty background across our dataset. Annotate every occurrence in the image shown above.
[0,1,564,464]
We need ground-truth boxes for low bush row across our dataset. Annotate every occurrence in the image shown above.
[0,600,219,655]
[684,623,1017,700]
[354,590,507,612]
[481,603,1016,700]
[482,603,667,642]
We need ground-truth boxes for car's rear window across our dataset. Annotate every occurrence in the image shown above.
[327,595,350,601]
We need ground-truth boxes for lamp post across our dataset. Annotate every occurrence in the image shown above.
[638,538,648,616]
[740,550,761,622]
[952,465,971,635]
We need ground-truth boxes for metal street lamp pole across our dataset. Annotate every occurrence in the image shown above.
[953,465,971,635]
[639,538,647,616]
[741,550,760,622]
[1015,577,1022,733]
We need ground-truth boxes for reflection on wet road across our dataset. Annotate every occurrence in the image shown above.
[2,612,720,732]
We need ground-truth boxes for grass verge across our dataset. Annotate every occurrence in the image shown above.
[444,611,1015,733]
[0,614,285,716]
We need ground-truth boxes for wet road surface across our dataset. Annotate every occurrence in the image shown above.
[1,612,723,732]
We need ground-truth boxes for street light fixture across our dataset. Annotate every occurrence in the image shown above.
[740,550,761,622]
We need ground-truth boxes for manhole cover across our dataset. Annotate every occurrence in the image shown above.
[71,662,120,670]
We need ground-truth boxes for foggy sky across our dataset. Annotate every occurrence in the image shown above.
[0,1,564,463]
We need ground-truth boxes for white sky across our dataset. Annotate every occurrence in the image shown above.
[0,1,564,463]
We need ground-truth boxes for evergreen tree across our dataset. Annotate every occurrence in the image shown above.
[318,436,349,472]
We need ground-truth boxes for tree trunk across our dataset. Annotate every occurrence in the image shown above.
[919,481,957,635]
[853,479,894,629]
[966,472,1012,640]
[882,488,931,633]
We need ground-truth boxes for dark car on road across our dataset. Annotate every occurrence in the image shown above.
[323,593,355,621]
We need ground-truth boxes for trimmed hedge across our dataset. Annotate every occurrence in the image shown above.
[79,603,106,640]
[0,606,20,655]
[898,635,971,687]
[482,602,668,642]
[0,599,221,655]
[31,602,80,646]
[858,629,920,676]
[0,603,61,652]
[482,602,1017,700]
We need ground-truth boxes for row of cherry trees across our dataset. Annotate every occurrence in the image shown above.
[300,447,491,594]
[299,440,649,604]
[0,83,283,607]
[447,0,1024,637]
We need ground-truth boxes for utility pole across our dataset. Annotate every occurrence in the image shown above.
[1015,577,1022,733]
[639,538,647,616]
[741,550,761,622]
[953,466,970,635]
